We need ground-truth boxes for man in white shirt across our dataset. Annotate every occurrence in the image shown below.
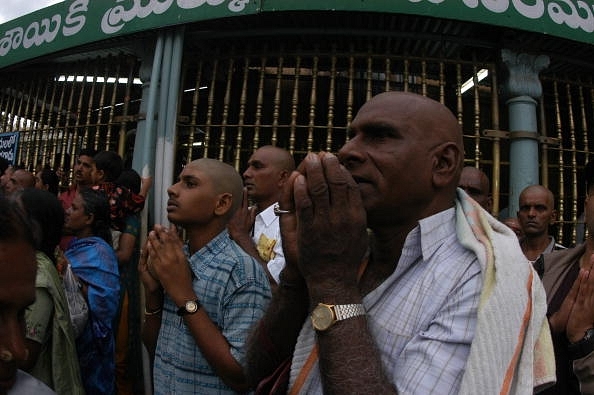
[228,145,295,285]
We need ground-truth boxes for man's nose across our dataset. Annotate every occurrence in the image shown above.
[337,139,363,168]
[167,183,178,197]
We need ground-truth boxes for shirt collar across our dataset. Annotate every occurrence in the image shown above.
[184,228,229,259]
[543,236,556,254]
[411,206,457,263]
[257,202,280,227]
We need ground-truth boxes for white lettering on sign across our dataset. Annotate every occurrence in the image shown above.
[0,134,16,149]
[63,0,89,37]
[2,0,593,61]
[101,0,249,34]
[408,0,592,26]
[0,0,88,56]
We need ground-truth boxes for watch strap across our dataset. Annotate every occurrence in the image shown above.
[311,303,365,331]
[333,304,365,321]
[568,328,594,360]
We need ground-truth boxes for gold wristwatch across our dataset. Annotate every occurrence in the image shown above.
[311,303,365,331]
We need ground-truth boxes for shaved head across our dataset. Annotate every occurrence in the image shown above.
[340,91,465,229]
[186,158,243,215]
[519,185,554,207]
[255,146,295,173]
[368,91,463,147]
[243,145,295,210]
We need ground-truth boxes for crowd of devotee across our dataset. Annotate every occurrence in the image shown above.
[1,91,593,394]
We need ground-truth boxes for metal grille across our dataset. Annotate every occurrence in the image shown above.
[177,40,497,180]
[541,76,594,246]
[0,55,141,186]
[1,38,593,247]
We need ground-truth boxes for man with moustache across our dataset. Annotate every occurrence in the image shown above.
[245,91,554,394]
[58,148,97,211]
[517,184,565,263]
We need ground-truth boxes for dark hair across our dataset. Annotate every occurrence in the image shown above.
[40,166,60,195]
[94,151,123,182]
[79,187,113,245]
[17,188,64,264]
[0,195,35,246]
[116,169,141,194]
[78,148,98,159]
[0,156,9,175]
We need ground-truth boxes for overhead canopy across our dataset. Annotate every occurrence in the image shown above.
[1,0,593,69]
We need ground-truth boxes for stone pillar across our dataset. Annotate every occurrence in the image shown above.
[132,39,160,176]
[501,49,549,217]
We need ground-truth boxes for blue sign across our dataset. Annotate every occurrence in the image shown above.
[0,132,20,165]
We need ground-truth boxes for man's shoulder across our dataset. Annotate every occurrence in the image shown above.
[203,231,267,275]
[553,242,567,251]
[540,244,584,278]
[545,243,580,261]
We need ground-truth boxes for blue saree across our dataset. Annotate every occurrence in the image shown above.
[65,236,119,395]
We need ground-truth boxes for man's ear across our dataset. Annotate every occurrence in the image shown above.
[550,209,558,224]
[278,169,290,187]
[214,192,233,216]
[432,142,462,188]
[93,168,105,183]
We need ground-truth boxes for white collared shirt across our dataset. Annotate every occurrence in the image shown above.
[290,207,482,394]
[253,203,286,283]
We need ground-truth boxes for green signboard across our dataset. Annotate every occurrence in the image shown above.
[264,0,594,46]
[1,0,593,70]
[0,0,261,69]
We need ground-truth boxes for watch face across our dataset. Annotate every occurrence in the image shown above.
[311,304,334,331]
[185,300,199,314]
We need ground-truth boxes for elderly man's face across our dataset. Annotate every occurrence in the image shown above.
[4,170,34,196]
[338,93,442,227]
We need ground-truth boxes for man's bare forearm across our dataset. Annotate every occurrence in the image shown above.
[141,288,163,362]
[317,317,397,394]
[245,282,309,386]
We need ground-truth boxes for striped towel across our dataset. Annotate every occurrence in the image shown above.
[456,189,556,394]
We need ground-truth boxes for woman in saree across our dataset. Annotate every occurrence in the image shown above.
[63,187,120,395]
[17,188,84,394]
